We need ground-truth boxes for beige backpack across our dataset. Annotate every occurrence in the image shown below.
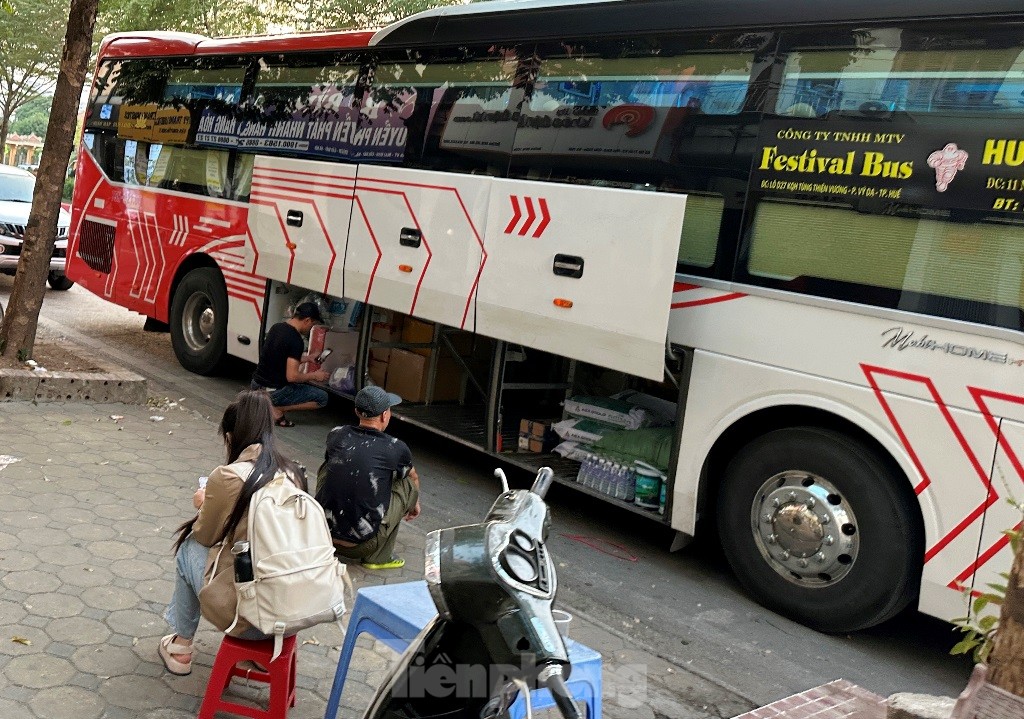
[223,472,350,660]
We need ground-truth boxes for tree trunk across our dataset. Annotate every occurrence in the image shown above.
[0,0,99,362]
[0,108,11,164]
[987,538,1024,696]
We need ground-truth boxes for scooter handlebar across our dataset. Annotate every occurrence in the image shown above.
[538,664,582,719]
[530,467,554,499]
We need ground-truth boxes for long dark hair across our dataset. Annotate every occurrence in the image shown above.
[172,390,305,553]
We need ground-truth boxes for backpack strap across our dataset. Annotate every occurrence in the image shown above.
[271,621,286,662]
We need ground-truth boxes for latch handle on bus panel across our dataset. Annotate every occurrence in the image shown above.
[400,227,422,248]
[286,210,303,227]
[552,254,584,279]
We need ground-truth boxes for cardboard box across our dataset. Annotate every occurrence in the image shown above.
[402,318,436,357]
[371,320,403,344]
[519,418,555,438]
[518,432,555,453]
[386,348,463,403]
[368,358,388,387]
[369,347,391,364]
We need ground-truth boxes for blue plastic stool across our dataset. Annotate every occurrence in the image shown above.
[324,580,601,719]
[324,581,438,719]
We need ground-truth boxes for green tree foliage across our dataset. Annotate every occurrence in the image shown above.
[10,93,51,138]
[96,0,471,38]
[0,0,68,155]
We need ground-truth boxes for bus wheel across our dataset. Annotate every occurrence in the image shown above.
[717,427,921,632]
[47,272,74,291]
[169,267,227,376]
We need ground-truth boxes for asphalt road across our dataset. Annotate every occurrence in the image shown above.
[1,278,975,710]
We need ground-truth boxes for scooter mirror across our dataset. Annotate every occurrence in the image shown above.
[494,468,510,494]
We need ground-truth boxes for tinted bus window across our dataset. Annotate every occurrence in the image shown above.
[84,58,246,199]
[245,56,365,162]
[742,27,1024,331]
[516,34,771,276]
[367,45,525,174]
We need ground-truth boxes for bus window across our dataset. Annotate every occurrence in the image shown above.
[83,57,246,199]
[741,27,1024,331]
[776,30,1024,117]
[366,46,524,174]
[748,201,1024,329]
[678,193,724,268]
[514,34,771,277]
[246,56,364,164]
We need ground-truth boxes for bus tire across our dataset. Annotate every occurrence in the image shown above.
[717,426,922,632]
[169,267,228,376]
[47,272,74,291]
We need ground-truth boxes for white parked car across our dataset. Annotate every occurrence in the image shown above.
[0,164,73,290]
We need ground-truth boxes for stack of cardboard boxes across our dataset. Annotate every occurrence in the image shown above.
[518,418,558,453]
[370,311,465,403]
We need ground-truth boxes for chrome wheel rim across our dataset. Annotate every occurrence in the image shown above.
[181,291,215,352]
[750,471,859,587]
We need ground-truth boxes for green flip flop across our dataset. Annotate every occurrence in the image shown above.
[361,557,405,570]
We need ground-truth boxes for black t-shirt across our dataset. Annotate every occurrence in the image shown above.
[252,321,304,389]
[316,425,413,544]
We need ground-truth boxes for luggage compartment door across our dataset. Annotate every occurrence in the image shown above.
[476,179,685,380]
[247,156,354,298]
[344,165,490,331]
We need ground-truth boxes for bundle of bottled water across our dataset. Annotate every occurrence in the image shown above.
[575,453,635,502]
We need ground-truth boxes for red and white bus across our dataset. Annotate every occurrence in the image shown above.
[68,0,1024,633]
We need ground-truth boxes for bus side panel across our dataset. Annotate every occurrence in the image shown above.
[68,149,256,338]
[247,156,356,298]
[973,416,1024,615]
[346,166,489,331]
[674,351,996,623]
[476,179,685,381]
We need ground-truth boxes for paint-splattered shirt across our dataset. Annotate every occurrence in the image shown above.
[316,425,413,544]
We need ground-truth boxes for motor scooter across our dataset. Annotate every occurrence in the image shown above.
[361,466,582,719]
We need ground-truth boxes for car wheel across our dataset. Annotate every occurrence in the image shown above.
[717,427,922,633]
[169,267,228,375]
[47,272,74,291]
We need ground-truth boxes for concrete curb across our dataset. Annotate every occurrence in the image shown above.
[0,366,147,403]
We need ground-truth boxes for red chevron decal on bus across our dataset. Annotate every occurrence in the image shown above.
[504,195,551,238]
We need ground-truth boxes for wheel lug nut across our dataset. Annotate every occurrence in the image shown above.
[805,498,816,509]
[780,550,790,560]
[824,535,834,546]
[788,491,797,501]
[799,559,808,568]
[816,552,826,563]
[772,498,781,508]
[767,534,777,544]
[820,515,830,524]
[762,514,773,523]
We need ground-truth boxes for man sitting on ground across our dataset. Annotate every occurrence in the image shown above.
[250,302,330,427]
[316,386,420,569]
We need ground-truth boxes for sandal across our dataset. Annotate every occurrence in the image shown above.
[274,416,295,428]
[158,633,194,676]
[362,556,405,570]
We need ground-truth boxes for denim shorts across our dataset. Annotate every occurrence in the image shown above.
[251,381,329,409]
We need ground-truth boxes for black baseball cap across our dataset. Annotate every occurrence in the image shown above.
[294,302,323,322]
[355,385,402,417]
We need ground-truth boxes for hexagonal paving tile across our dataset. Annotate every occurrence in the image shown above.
[106,609,165,638]
[89,540,140,561]
[81,585,140,612]
[56,563,115,588]
[100,674,175,710]
[46,616,111,645]
[24,593,85,619]
[3,570,61,594]
[29,685,105,719]
[71,643,141,677]
[3,654,75,689]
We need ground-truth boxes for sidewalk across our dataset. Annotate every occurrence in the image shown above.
[0,398,740,719]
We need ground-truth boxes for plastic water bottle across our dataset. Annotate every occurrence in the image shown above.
[576,454,591,485]
[612,464,625,500]
[609,463,623,499]
[622,465,636,502]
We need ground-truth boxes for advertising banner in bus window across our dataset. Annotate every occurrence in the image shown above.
[195,85,409,162]
[116,103,191,144]
[753,118,1024,214]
